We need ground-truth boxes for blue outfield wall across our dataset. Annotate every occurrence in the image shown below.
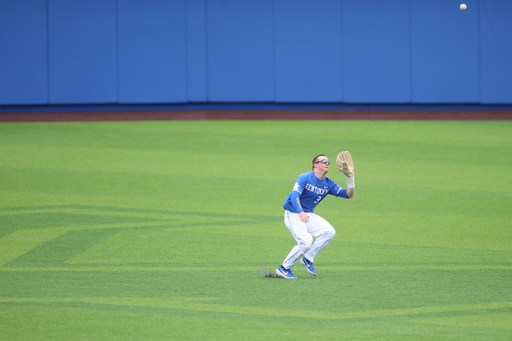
[47,0,118,104]
[117,0,187,103]
[1,0,512,111]
[0,0,48,105]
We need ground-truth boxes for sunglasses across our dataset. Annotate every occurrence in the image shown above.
[315,159,330,165]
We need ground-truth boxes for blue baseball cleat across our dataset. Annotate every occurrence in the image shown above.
[276,265,298,279]
[300,257,317,276]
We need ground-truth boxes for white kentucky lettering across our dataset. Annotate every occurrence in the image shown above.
[305,183,328,195]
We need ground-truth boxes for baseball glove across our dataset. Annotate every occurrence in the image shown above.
[336,151,354,177]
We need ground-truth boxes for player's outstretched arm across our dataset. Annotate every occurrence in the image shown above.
[337,151,355,198]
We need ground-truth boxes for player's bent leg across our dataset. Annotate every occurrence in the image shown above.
[282,245,302,269]
[307,227,336,261]
[302,214,336,275]
[282,210,313,269]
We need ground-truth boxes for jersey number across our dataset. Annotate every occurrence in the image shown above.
[314,196,322,204]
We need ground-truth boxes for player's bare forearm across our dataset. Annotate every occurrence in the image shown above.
[347,187,355,198]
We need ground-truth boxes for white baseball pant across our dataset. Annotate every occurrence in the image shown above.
[281,210,336,269]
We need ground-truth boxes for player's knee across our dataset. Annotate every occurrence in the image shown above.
[299,237,313,254]
[325,228,336,241]
[300,244,311,254]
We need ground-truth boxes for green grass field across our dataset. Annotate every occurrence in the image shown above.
[0,119,511,340]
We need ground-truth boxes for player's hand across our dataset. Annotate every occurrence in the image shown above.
[299,212,310,223]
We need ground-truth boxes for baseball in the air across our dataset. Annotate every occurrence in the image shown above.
[460,4,467,10]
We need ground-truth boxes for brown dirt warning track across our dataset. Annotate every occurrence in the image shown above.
[0,109,511,122]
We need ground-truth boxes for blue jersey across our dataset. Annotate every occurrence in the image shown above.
[283,171,349,213]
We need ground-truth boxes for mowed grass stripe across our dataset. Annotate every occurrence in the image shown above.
[0,221,173,266]
[1,297,511,321]
[0,227,70,266]
[0,208,179,220]
[0,218,250,266]
[0,207,267,226]
[0,207,221,220]
[404,312,512,331]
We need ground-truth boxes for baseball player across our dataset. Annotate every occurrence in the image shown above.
[276,154,355,279]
